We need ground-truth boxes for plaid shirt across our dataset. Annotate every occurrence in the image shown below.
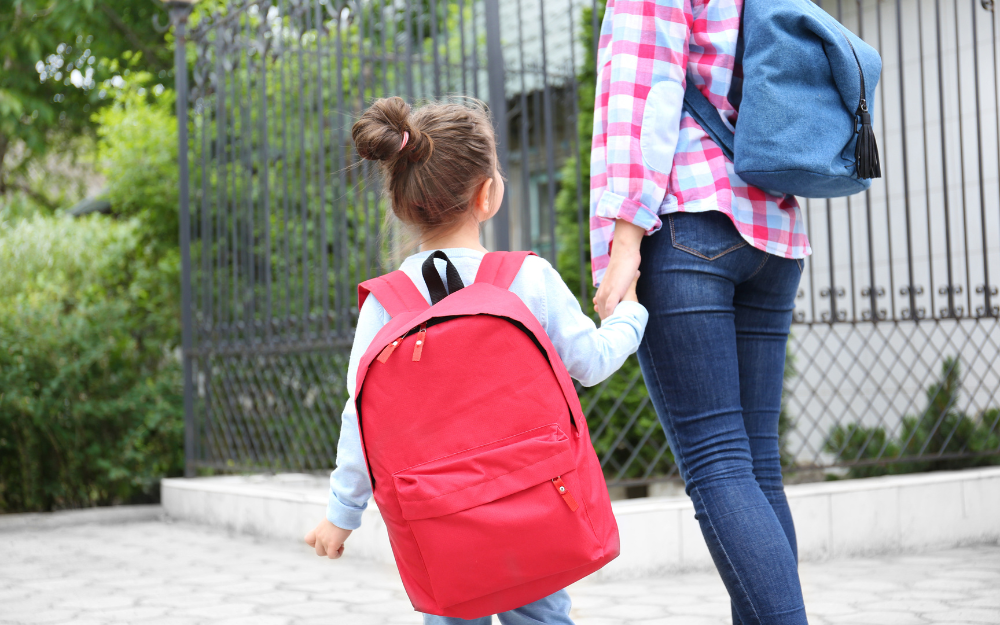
[589,0,811,286]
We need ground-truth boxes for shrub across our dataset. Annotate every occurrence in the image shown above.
[0,198,182,513]
[825,357,1000,479]
[94,75,179,255]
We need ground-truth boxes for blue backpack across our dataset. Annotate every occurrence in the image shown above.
[683,0,882,198]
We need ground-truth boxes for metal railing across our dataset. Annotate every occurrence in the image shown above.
[174,0,1000,486]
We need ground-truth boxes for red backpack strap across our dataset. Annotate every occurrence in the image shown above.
[474,251,537,290]
[358,271,429,317]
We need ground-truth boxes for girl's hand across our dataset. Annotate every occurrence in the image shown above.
[305,519,353,560]
[593,220,644,319]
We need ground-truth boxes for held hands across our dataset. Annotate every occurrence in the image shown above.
[305,518,353,560]
[593,220,645,320]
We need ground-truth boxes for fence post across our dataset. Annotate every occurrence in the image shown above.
[484,0,510,251]
[169,1,196,477]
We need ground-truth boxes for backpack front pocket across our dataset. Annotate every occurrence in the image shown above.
[393,424,601,609]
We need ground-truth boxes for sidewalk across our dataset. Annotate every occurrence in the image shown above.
[1,516,997,625]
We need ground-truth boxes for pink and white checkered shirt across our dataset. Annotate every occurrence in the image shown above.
[589,0,812,287]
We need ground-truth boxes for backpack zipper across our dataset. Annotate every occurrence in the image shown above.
[552,476,579,511]
[377,336,404,363]
[411,323,428,361]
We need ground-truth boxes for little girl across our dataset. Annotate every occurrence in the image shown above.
[306,96,647,624]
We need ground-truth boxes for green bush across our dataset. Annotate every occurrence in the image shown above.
[825,357,1000,479]
[94,75,179,254]
[0,79,184,513]
[0,213,183,512]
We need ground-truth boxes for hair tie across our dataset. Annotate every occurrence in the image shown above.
[399,131,409,152]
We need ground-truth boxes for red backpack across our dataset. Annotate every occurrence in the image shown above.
[355,251,619,619]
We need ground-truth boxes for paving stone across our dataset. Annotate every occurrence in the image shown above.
[0,519,997,625]
[238,589,312,606]
[173,602,260,619]
[628,617,724,625]
[868,600,953,615]
[965,595,1000,609]
[141,591,231,608]
[212,616,292,625]
[135,618,197,625]
[296,615,405,625]
[805,601,860,616]
[923,609,1000,623]
[384,613,424,623]
[90,605,170,621]
[350,601,428,616]
[264,600,353,617]
[587,603,673,619]
[0,609,79,624]
[827,611,929,625]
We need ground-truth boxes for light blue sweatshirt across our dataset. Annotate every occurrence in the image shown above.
[327,248,648,530]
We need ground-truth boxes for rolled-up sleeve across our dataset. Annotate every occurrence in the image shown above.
[590,0,693,286]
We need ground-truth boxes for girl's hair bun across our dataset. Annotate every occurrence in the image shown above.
[352,96,420,162]
[351,96,497,232]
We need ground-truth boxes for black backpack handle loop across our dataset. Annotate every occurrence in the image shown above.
[421,251,465,305]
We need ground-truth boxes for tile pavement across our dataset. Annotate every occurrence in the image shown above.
[0,519,997,624]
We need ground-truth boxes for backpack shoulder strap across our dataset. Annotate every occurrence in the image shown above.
[682,79,735,162]
[474,251,537,290]
[358,271,429,317]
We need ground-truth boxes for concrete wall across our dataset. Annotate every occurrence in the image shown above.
[162,466,1000,581]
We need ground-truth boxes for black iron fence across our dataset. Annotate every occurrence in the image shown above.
[173,0,1000,487]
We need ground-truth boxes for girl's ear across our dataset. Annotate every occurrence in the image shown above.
[473,177,494,222]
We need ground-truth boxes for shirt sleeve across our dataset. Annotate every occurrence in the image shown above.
[326,297,386,531]
[591,0,692,234]
[538,261,648,388]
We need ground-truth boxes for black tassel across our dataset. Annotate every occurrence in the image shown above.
[855,102,881,179]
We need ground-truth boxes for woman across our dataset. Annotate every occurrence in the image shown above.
[590,1,811,623]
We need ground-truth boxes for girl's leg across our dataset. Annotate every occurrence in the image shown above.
[636,212,807,625]
[496,590,573,625]
[422,590,572,625]
[423,614,491,625]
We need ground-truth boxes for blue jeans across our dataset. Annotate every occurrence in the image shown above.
[636,211,807,625]
[422,590,573,625]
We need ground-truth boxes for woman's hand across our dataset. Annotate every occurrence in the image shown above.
[305,518,353,560]
[594,220,644,319]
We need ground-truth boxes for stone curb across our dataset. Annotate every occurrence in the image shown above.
[0,504,165,532]
[162,466,1000,581]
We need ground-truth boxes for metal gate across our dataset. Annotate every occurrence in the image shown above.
[173,0,1000,487]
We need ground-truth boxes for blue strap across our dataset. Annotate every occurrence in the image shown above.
[682,80,735,163]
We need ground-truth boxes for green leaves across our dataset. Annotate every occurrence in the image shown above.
[825,357,1000,479]
[94,77,179,252]
[0,213,183,513]
[0,0,171,191]
[0,83,183,511]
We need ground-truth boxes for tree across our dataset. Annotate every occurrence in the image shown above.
[0,0,172,204]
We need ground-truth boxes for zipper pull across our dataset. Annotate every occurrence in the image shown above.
[377,337,404,364]
[855,99,881,179]
[411,324,428,361]
[551,476,579,511]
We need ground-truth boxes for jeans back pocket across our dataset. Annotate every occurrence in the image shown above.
[668,211,748,261]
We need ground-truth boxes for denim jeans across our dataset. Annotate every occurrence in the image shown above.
[636,211,808,625]
[422,590,573,625]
